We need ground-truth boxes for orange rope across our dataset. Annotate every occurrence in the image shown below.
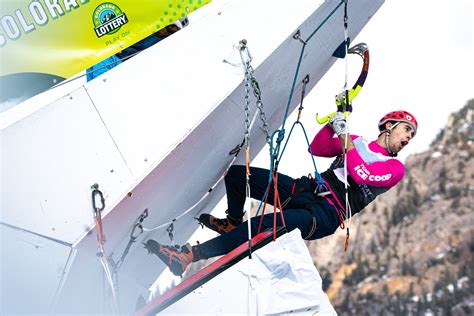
[344,228,350,252]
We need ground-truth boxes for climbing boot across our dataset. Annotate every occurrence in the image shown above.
[144,240,193,276]
[198,213,242,235]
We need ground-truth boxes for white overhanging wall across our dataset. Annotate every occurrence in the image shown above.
[0,0,384,313]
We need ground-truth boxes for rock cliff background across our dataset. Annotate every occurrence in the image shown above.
[308,99,474,315]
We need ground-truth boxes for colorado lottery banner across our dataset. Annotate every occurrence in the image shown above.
[0,0,211,107]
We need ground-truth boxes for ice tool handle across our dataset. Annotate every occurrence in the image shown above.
[316,43,369,124]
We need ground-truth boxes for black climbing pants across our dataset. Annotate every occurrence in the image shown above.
[193,165,337,260]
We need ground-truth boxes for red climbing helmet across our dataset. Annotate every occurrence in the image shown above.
[378,110,418,136]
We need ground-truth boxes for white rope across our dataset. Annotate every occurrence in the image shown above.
[342,0,353,228]
[245,186,253,316]
[99,252,119,313]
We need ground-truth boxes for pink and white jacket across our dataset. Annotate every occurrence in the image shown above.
[310,124,405,214]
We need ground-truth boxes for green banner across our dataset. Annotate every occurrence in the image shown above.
[0,0,211,106]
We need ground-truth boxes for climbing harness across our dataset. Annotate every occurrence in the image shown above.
[90,183,119,313]
[254,73,328,242]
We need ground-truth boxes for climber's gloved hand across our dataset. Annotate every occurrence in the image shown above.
[335,91,353,113]
[329,112,348,136]
[337,103,353,113]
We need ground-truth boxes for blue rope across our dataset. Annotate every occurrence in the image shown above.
[255,0,344,214]
[271,0,344,162]
[306,1,345,43]
[278,121,327,191]
[274,0,344,147]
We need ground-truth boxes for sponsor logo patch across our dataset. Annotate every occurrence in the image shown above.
[354,164,392,182]
[93,3,129,38]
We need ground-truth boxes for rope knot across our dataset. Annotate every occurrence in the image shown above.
[276,129,285,143]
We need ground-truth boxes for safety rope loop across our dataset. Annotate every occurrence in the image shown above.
[270,128,286,171]
[278,73,310,162]
[277,120,327,192]
[274,74,327,192]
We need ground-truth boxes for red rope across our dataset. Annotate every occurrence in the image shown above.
[272,172,286,240]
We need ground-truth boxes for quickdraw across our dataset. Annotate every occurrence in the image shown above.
[316,43,369,124]
[91,183,106,250]
[111,209,149,273]
[90,183,118,312]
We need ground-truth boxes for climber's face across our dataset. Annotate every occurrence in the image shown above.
[386,122,414,153]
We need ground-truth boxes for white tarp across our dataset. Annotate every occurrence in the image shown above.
[154,229,337,315]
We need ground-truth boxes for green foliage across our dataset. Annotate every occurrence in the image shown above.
[434,269,456,292]
[448,186,462,199]
[457,161,465,173]
[427,256,445,268]
[319,267,332,292]
[383,207,389,220]
[450,197,461,209]
[370,239,377,254]
[343,255,371,287]
[438,166,447,194]
[380,229,390,248]
[401,255,417,276]
[391,197,419,226]
[469,234,474,253]
[334,100,474,315]
[371,204,377,214]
